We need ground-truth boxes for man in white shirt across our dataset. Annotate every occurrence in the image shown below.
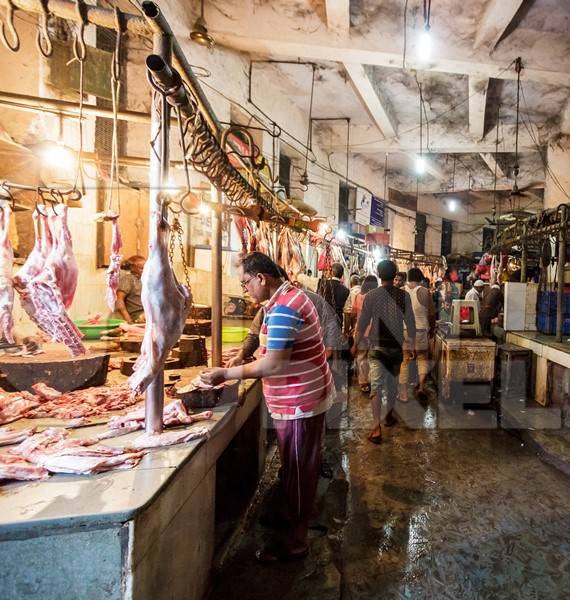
[343,274,362,332]
[465,280,485,307]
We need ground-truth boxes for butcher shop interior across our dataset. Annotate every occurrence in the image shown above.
[0,1,569,598]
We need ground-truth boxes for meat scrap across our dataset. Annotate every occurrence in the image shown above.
[0,390,40,425]
[131,426,210,449]
[107,400,212,434]
[31,382,62,401]
[0,426,37,446]
[129,208,192,395]
[11,427,145,475]
[0,204,15,344]
[0,454,49,481]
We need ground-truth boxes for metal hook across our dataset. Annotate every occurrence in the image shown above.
[0,0,20,52]
[36,0,52,57]
[0,181,16,208]
[72,0,88,62]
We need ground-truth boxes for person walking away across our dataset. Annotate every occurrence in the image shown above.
[351,275,378,393]
[201,252,334,561]
[400,268,436,401]
[115,255,146,323]
[343,274,362,334]
[356,260,416,444]
[319,262,349,325]
[465,279,485,308]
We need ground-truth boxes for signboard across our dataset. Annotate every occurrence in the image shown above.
[370,196,385,227]
[355,189,371,226]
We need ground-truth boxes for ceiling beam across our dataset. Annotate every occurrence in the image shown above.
[214,32,570,87]
[344,63,397,139]
[473,0,525,51]
[468,77,489,140]
[480,152,507,179]
[325,0,350,35]
[561,96,570,135]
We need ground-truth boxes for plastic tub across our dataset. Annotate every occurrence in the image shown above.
[221,326,249,343]
[74,319,125,339]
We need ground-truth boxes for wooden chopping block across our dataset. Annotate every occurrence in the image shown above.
[120,356,180,377]
[119,338,144,353]
[191,304,212,320]
[0,352,110,393]
[183,319,211,337]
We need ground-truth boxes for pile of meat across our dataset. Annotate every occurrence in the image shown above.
[0,383,140,425]
[0,426,37,446]
[12,206,85,356]
[25,382,140,420]
[5,427,144,477]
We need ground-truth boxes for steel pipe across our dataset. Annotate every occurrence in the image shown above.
[144,30,172,435]
[211,187,223,368]
[555,205,567,343]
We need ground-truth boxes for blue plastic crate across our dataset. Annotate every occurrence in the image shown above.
[537,314,570,335]
[537,291,570,315]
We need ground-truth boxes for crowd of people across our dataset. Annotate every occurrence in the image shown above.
[200,251,504,563]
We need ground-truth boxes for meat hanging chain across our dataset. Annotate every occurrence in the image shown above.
[0,204,15,343]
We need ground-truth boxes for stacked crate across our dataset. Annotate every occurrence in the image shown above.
[536,291,570,335]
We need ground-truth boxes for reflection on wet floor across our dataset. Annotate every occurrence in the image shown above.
[208,386,570,600]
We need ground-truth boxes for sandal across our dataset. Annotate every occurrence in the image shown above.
[366,430,383,444]
[360,384,371,393]
[255,542,309,564]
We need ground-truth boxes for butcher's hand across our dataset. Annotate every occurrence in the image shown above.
[200,368,227,387]
[226,354,244,368]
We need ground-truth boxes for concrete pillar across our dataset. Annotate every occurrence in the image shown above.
[544,136,570,209]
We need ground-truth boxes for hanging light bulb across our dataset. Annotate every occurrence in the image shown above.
[418,27,432,61]
[190,0,215,49]
[336,228,347,242]
[199,202,211,216]
[415,155,426,175]
[447,198,457,212]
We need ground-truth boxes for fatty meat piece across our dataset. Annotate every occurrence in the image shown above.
[0,204,15,343]
[31,382,62,401]
[131,426,210,449]
[0,454,49,481]
[0,426,37,446]
[128,208,192,395]
[0,391,40,425]
[35,451,144,475]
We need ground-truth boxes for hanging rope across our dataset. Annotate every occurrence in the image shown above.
[106,7,125,214]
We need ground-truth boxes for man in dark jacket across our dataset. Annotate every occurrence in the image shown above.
[319,262,349,325]
[355,260,416,443]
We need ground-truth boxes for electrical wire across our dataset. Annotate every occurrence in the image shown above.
[402,0,409,69]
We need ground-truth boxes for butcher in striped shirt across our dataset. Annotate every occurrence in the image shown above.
[201,252,334,562]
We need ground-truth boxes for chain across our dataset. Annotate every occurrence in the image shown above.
[168,216,192,289]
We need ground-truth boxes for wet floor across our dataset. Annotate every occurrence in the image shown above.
[208,387,570,600]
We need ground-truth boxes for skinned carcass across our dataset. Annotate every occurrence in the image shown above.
[129,207,192,395]
[0,204,15,343]
[48,204,78,309]
[105,211,123,311]
[277,228,306,281]
[14,208,85,356]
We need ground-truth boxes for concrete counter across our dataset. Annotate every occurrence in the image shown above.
[0,376,265,600]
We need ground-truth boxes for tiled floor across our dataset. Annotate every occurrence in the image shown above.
[209,387,570,600]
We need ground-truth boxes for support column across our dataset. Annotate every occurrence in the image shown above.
[555,207,567,343]
[520,224,527,283]
[211,187,223,367]
[145,31,171,434]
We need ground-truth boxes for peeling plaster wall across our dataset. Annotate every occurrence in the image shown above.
[544,136,570,209]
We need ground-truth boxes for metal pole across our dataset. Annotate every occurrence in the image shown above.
[145,31,172,434]
[555,207,567,343]
[0,90,154,124]
[0,0,148,35]
[211,187,223,367]
[520,224,527,283]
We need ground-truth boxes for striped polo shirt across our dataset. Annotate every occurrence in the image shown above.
[259,281,334,419]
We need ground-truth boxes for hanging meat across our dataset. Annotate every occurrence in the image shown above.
[48,204,78,309]
[105,211,123,311]
[13,207,86,356]
[0,205,15,343]
[129,208,193,395]
[277,228,306,281]
[232,215,254,256]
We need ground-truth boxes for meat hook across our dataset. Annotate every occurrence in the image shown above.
[0,0,20,53]
[72,0,88,63]
[35,0,53,58]
[0,181,16,208]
